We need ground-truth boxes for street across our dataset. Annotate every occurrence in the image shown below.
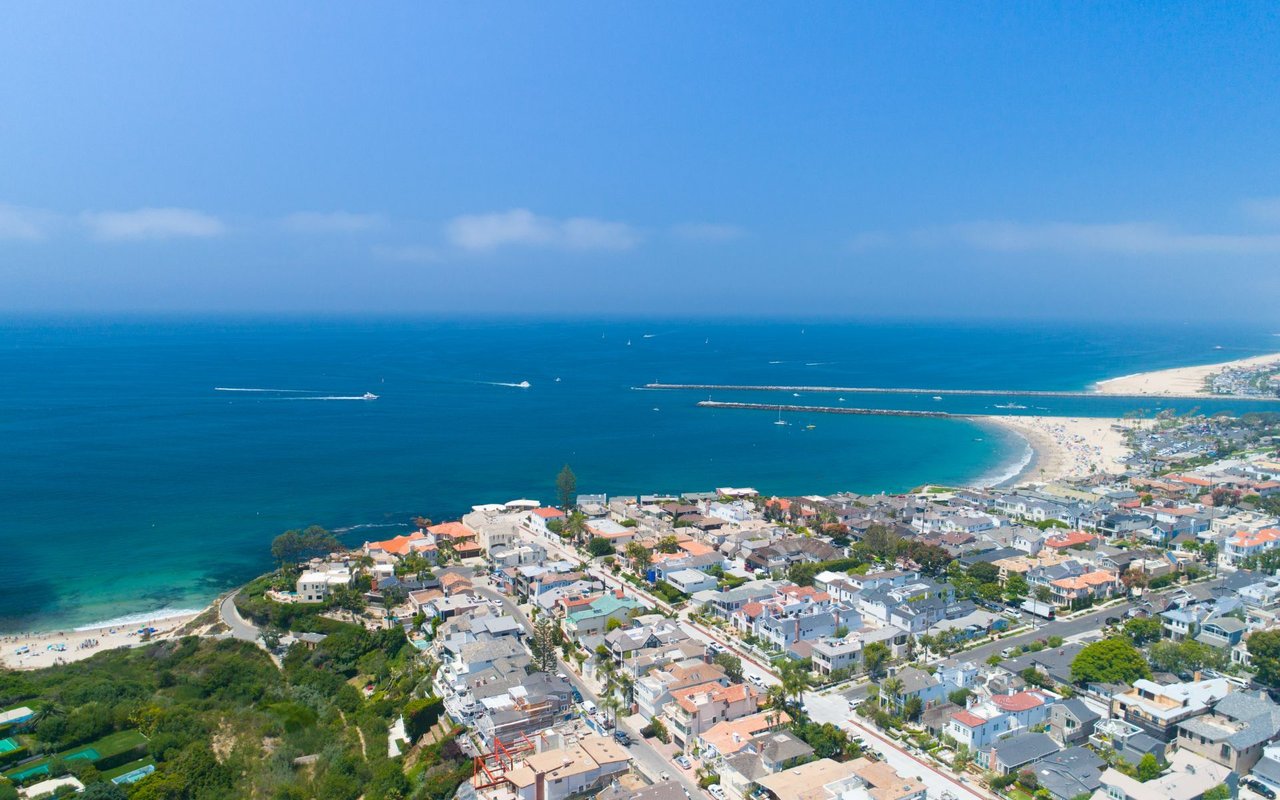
[805,690,995,800]
[472,581,706,797]
[219,590,262,642]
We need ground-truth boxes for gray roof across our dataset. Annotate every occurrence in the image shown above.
[597,781,688,800]
[753,730,815,764]
[1252,756,1280,786]
[1032,748,1105,800]
[723,751,771,782]
[1057,697,1100,725]
[992,732,1059,770]
[897,666,939,695]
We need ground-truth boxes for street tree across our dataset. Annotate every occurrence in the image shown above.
[556,464,577,510]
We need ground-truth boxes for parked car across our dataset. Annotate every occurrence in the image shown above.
[675,755,693,769]
[1000,646,1018,658]
[582,700,597,715]
[1245,779,1277,799]
[613,730,632,746]
[708,784,727,799]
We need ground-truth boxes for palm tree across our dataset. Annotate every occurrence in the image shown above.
[601,694,622,729]
[779,661,811,711]
[880,676,903,711]
[765,684,788,723]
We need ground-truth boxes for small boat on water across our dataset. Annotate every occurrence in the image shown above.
[515,381,531,388]
[362,392,379,400]
[805,424,816,430]
[932,396,942,401]
[994,403,1027,409]
[774,406,788,426]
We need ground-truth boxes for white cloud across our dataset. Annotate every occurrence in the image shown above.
[670,222,746,242]
[940,220,1280,255]
[282,211,385,234]
[371,244,441,264]
[851,219,1280,256]
[0,203,59,241]
[81,208,226,241]
[445,208,640,252]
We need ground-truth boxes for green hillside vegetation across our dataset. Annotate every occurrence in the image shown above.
[0,627,464,800]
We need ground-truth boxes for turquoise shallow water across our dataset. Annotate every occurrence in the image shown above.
[0,316,1276,631]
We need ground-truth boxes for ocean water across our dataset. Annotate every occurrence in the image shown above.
[1,316,1277,632]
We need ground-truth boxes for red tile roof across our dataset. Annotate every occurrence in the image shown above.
[366,531,427,556]
[991,691,1047,712]
[951,710,986,727]
[532,507,566,519]
[429,521,476,540]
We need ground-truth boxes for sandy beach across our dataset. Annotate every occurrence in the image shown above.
[1095,352,1280,397]
[979,415,1141,484]
[0,609,210,671]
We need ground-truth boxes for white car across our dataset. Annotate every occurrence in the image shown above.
[708,785,727,799]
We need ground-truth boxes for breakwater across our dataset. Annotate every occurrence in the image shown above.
[697,401,956,418]
[653,383,1279,401]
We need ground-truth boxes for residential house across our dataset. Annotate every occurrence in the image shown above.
[1088,749,1232,800]
[1049,570,1120,607]
[663,683,759,749]
[1225,528,1280,565]
[1049,697,1100,746]
[883,667,949,716]
[1028,747,1107,800]
[699,711,794,762]
[1174,690,1280,773]
[634,660,729,721]
[985,731,1059,774]
[296,566,351,603]
[1109,678,1233,742]
[562,593,641,641]
[496,735,631,800]
[665,568,719,595]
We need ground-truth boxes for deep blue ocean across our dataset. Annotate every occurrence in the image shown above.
[2,317,1277,632]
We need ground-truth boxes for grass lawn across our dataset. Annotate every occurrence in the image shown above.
[89,729,149,757]
[101,757,156,781]
[3,729,149,782]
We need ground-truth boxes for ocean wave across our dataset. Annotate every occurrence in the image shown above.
[73,607,205,632]
[332,522,410,534]
[973,433,1034,488]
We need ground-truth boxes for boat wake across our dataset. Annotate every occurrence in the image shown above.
[482,380,531,388]
[276,396,375,401]
[214,387,319,393]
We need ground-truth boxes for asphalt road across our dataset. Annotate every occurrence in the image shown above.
[219,590,262,642]
[958,574,1230,666]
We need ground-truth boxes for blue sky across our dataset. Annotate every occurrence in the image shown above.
[2,3,1279,318]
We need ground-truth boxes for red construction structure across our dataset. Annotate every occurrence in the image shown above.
[472,733,536,790]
